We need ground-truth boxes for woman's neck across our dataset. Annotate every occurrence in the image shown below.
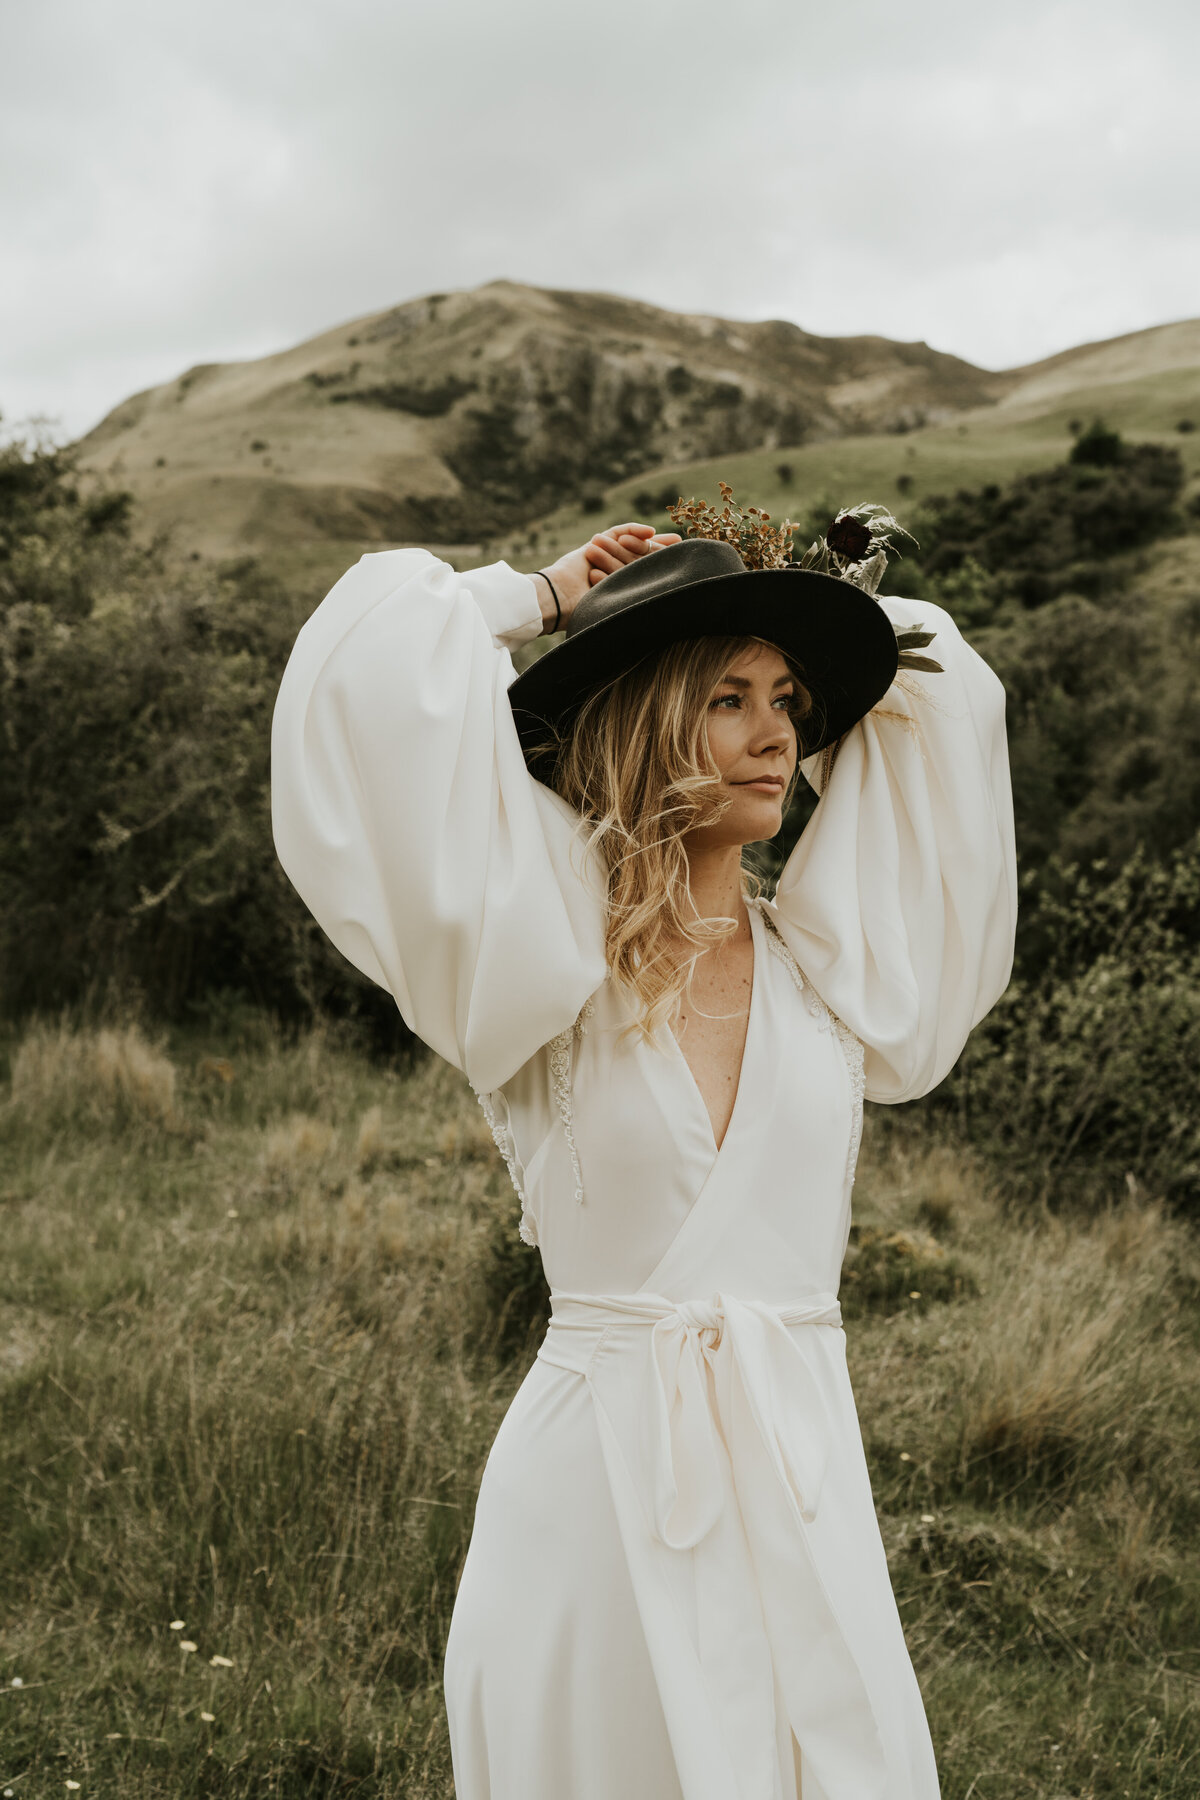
[681,842,749,929]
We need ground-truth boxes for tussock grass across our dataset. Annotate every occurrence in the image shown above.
[953,1204,1191,1511]
[9,1019,178,1135]
[1,1020,1197,1797]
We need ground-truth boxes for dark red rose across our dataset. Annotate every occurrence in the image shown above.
[826,515,872,560]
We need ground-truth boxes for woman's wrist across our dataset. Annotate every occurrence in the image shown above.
[530,570,561,636]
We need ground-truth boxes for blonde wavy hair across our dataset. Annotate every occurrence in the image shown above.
[533,635,817,1048]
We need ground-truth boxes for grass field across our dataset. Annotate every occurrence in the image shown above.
[2,1016,1198,1798]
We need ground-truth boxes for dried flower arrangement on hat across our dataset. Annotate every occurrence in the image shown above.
[665,483,943,675]
[666,483,798,571]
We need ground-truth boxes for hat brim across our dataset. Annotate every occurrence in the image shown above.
[507,566,899,779]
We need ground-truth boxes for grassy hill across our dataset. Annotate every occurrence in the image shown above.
[72,287,1200,596]
[508,319,1200,572]
[75,280,999,568]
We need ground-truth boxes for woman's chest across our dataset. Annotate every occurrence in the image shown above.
[667,937,755,1153]
[506,939,861,1293]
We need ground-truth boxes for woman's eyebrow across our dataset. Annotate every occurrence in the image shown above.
[718,674,794,689]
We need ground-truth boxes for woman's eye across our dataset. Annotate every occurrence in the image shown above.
[711,692,796,710]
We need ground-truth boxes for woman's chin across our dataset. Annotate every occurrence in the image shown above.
[730,795,784,838]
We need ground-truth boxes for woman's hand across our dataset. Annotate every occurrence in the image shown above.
[530,523,683,635]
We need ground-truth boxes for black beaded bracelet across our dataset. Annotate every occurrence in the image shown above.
[535,570,562,634]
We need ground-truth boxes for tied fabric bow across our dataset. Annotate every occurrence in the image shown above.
[643,1291,842,1550]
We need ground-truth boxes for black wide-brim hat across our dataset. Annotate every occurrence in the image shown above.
[507,536,899,781]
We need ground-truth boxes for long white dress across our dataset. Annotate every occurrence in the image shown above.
[271,548,1018,1800]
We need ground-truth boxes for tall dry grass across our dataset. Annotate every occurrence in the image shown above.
[0,1020,1197,1798]
[10,1019,178,1133]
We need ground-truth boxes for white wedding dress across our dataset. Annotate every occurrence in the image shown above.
[271,549,1017,1800]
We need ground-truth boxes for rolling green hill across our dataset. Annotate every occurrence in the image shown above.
[74,280,1000,570]
[72,283,1200,594]
[510,323,1200,571]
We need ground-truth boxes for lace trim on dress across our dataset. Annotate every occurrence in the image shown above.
[751,898,866,1197]
[474,1087,540,1246]
[548,996,596,1209]
[473,994,597,1246]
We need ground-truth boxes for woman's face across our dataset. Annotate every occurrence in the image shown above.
[695,641,799,848]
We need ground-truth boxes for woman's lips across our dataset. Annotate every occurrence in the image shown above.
[736,778,785,793]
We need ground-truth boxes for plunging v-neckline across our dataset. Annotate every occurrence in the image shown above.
[663,900,761,1160]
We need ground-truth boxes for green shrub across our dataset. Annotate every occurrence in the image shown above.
[909,425,1184,614]
[0,433,410,1046]
[945,835,1200,1213]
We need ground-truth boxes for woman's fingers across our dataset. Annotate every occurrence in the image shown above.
[590,522,658,561]
[583,543,626,575]
[580,523,680,586]
[589,533,643,564]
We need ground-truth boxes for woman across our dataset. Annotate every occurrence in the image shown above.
[271,515,1017,1800]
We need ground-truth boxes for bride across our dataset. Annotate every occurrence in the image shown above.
[271,510,1016,1800]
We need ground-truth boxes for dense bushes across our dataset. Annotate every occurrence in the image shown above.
[975,588,1200,872]
[0,435,410,1049]
[944,835,1200,1211]
[907,428,1184,612]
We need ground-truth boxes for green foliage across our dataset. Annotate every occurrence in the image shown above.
[945,835,1200,1211]
[0,432,149,618]
[1069,416,1126,467]
[0,432,409,1047]
[976,589,1200,872]
[910,424,1184,611]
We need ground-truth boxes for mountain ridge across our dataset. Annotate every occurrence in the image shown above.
[75,281,1198,562]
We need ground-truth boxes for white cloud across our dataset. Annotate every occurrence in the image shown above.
[2,0,1196,438]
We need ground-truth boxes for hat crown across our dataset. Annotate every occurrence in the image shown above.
[567,537,747,638]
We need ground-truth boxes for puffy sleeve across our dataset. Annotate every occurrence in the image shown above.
[768,595,1017,1104]
[270,548,610,1094]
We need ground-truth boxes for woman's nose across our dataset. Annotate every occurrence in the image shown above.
[752,707,792,748]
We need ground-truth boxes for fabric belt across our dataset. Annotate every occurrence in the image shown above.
[539,1289,843,1549]
[536,1288,887,1800]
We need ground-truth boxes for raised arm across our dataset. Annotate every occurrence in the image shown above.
[270,548,613,1094]
[767,596,1018,1103]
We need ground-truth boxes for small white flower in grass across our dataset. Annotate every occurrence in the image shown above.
[169,1620,185,1631]
[209,1655,233,1668]
[908,1291,921,1299]
[226,1208,239,1219]
[5,1786,13,1796]
[10,1676,23,1687]
[200,1712,215,1723]
[921,1513,936,1523]
[899,1452,912,1462]
[66,1783,81,1791]
[180,1641,198,1654]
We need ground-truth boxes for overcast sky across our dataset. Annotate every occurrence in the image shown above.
[4,0,1197,442]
